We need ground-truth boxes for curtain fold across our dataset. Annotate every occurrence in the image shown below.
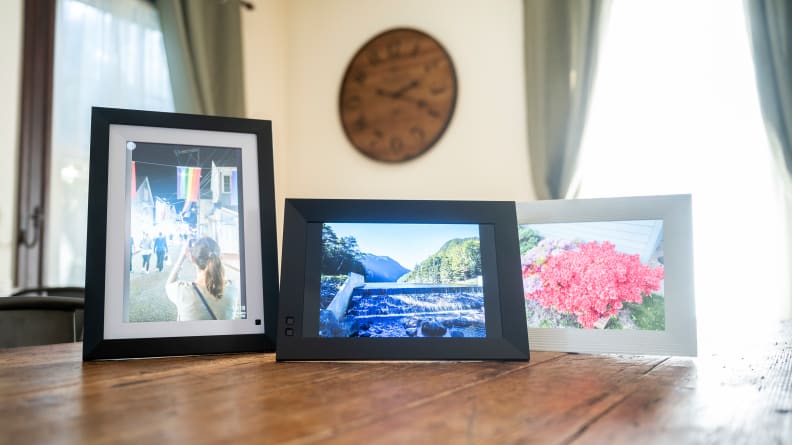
[745,0,792,180]
[157,0,246,117]
[523,0,608,200]
[745,0,792,317]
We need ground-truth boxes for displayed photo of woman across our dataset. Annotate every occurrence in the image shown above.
[166,237,238,320]
[124,142,246,322]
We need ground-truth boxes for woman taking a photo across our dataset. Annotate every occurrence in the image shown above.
[166,237,235,321]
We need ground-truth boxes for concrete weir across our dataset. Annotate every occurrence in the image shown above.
[326,272,484,321]
[326,272,365,321]
[356,283,483,296]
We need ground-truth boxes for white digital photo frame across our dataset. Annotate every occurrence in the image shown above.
[517,194,696,356]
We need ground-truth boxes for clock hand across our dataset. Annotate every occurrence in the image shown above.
[391,79,420,98]
[373,84,442,118]
[393,94,442,118]
[375,80,420,99]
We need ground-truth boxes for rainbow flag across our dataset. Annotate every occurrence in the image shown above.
[177,166,201,203]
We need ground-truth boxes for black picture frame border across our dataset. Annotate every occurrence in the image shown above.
[277,199,530,361]
[83,107,279,360]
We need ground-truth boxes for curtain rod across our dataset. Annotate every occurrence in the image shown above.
[221,0,255,11]
[149,1,254,11]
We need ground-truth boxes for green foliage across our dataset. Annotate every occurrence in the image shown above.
[400,238,481,284]
[518,226,543,255]
[321,225,365,276]
[625,293,666,330]
[604,316,623,329]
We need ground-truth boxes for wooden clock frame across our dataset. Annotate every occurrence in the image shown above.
[339,28,458,163]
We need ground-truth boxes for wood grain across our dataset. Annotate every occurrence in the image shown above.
[1,322,790,445]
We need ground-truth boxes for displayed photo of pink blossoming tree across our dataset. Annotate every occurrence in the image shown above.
[520,220,665,330]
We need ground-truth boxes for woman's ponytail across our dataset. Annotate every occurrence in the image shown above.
[205,253,226,298]
[190,237,226,298]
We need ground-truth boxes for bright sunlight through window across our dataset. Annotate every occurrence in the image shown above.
[574,0,790,351]
[48,0,174,286]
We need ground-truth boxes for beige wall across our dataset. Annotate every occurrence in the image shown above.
[243,0,534,209]
[0,0,23,292]
[284,0,533,201]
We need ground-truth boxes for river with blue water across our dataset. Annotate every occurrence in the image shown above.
[319,283,486,338]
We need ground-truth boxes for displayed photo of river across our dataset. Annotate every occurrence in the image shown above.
[318,223,486,338]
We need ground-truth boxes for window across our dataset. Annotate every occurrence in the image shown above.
[574,0,790,349]
[222,174,232,194]
[46,0,174,285]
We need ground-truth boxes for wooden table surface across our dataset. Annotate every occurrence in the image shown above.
[1,323,790,445]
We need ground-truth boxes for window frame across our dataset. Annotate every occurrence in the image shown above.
[15,0,188,288]
[222,173,232,194]
[15,0,56,288]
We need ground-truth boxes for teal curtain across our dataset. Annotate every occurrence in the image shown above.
[745,0,792,178]
[745,0,792,317]
[523,0,609,199]
[157,0,246,117]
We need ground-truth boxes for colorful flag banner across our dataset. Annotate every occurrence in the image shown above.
[177,166,201,201]
[177,166,201,214]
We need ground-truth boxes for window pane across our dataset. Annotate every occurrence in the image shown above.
[48,0,174,285]
[575,0,790,349]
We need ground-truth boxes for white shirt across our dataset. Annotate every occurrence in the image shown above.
[165,281,238,321]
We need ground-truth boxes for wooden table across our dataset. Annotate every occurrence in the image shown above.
[1,323,790,445]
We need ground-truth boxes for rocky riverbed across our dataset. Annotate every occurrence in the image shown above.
[318,290,486,338]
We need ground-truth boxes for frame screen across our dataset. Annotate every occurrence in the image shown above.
[126,142,248,324]
[104,125,263,340]
[277,199,530,361]
[309,222,489,339]
[521,219,665,331]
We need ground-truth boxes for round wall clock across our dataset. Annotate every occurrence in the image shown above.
[339,28,458,162]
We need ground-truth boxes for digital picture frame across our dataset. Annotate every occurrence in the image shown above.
[83,107,279,360]
[276,199,531,361]
[517,194,696,356]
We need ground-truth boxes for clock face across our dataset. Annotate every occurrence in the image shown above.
[339,28,457,162]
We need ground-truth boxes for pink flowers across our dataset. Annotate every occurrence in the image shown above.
[523,241,664,328]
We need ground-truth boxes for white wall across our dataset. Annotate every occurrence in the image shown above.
[0,0,23,292]
[243,0,534,210]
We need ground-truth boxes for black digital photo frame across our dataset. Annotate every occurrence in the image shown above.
[83,107,279,360]
[277,199,530,361]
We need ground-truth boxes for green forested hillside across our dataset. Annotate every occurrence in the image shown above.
[321,224,366,276]
[399,238,481,284]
